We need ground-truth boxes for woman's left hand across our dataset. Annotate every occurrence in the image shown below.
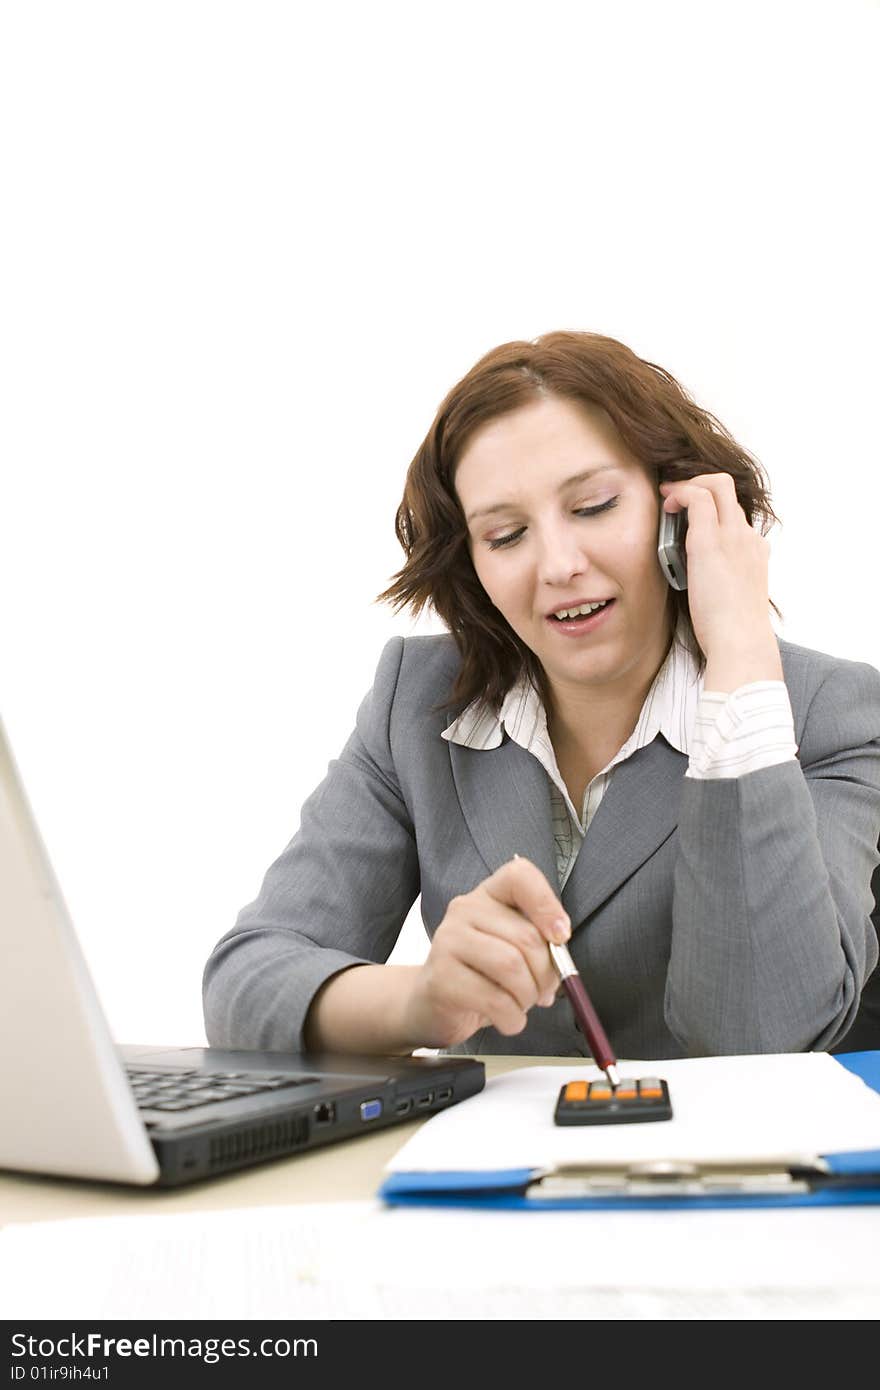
[659,473,783,689]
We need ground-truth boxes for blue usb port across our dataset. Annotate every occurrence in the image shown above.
[360,1098,383,1121]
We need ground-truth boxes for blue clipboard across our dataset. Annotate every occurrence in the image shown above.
[377,1052,880,1211]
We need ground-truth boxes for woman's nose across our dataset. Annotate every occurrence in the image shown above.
[535,526,588,586]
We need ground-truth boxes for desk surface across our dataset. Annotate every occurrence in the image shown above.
[5,1055,880,1321]
[0,1055,562,1227]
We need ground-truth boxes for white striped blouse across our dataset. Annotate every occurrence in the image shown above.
[441,622,798,890]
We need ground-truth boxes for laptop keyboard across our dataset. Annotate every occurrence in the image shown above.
[126,1066,319,1113]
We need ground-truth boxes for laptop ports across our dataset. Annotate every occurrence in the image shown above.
[394,1097,413,1116]
[313,1102,336,1126]
[415,1090,435,1109]
[360,1098,383,1121]
[436,1087,453,1104]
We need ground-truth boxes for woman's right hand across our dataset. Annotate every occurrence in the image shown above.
[402,856,571,1048]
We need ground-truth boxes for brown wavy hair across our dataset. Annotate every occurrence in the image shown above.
[378,331,779,713]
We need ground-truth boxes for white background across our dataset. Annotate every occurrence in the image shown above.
[1,0,878,1047]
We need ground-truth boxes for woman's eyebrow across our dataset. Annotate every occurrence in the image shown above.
[464,464,620,524]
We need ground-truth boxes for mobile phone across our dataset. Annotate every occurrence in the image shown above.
[657,508,688,590]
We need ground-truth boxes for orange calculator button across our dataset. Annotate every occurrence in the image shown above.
[564,1082,588,1102]
[615,1086,638,1100]
[589,1085,612,1101]
[639,1078,663,1098]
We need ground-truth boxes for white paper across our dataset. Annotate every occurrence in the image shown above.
[0,1202,370,1320]
[386,1053,880,1173]
[3,1199,880,1320]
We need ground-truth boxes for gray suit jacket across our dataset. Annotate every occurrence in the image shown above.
[203,634,880,1059]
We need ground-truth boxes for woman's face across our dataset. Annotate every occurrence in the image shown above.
[455,394,674,705]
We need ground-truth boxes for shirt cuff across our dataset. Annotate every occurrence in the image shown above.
[686,680,799,780]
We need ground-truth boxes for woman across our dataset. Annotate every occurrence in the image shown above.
[203,331,880,1059]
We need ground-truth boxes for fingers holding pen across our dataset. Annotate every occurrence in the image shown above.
[505,852,569,1003]
[408,856,570,1045]
[424,947,534,1038]
[507,853,570,943]
[445,893,561,1014]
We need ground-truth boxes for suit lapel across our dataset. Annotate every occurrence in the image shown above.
[447,736,559,888]
[561,737,687,924]
[448,731,687,917]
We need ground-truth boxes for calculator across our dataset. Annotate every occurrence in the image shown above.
[554,1077,673,1126]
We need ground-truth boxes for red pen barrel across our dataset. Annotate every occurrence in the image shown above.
[561,973,617,1073]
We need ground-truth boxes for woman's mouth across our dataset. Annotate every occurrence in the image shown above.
[544,598,616,636]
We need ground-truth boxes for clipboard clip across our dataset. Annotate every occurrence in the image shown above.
[525,1157,830,1200]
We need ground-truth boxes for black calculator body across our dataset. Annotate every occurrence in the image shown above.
[554,1077,673,1126]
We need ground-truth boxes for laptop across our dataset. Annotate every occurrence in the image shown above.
[0,715,484,1187]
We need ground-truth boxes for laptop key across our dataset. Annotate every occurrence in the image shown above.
[210,1084,273,1096]
[255,1077,317,1089]
[178,1087,238,1102]
[131,1068,323,1115]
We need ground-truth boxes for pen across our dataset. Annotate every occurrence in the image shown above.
[548,940,620,1089]
[510,855,620,1087]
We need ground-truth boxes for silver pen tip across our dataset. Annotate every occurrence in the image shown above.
[548,941,577,978]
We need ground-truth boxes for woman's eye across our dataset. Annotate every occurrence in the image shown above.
[574,496,619,518]
[485,496,620,551]
[487,527,526,551]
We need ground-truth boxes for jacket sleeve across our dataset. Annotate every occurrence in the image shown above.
[665,656,880,1054]
[202,637,421,1051]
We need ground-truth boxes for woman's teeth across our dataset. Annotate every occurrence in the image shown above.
[551,600,611,620]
